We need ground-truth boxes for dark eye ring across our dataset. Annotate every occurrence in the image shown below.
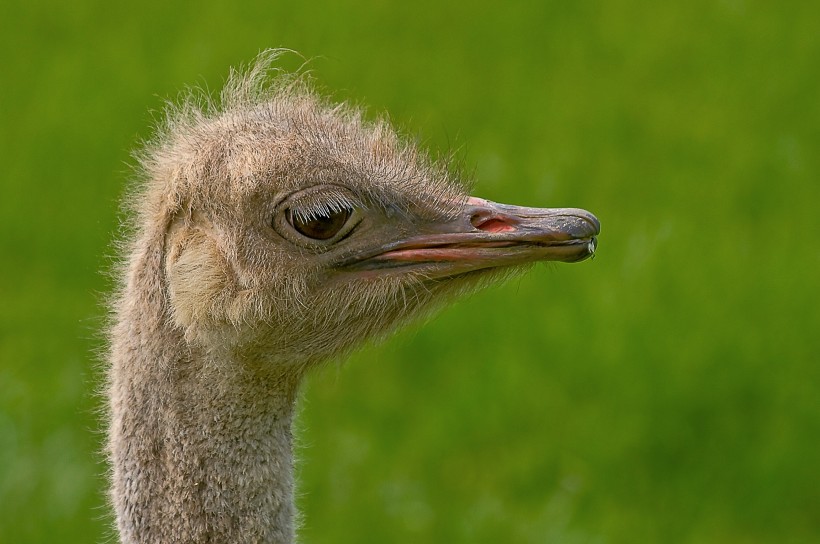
[286,207,352,241]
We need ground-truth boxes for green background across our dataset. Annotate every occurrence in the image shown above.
[1,1,817,542]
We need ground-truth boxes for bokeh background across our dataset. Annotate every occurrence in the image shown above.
[1,1,817,542]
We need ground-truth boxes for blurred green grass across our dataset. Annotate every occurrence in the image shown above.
[1,1,817,542]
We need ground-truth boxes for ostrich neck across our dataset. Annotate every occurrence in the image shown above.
[109,282,301,543]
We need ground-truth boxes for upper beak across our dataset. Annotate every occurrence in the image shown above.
[341,196,600,279]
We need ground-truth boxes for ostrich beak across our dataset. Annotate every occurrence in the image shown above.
[342,197,600,279]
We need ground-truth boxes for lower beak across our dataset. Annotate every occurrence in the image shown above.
[345,196,600,279]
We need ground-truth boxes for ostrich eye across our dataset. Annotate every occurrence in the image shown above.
[286,207,352,241]
[274,185,362,248]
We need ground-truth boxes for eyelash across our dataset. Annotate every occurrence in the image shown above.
[289,195,355,222]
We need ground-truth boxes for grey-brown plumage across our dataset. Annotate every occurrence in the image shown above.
[107,51,600,543]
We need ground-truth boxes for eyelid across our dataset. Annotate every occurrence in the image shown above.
[286,187,357,221]
[290,194,355,222]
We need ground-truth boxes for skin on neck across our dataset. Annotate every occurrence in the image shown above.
[110,325,302,543]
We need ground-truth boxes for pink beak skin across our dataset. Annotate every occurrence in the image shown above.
[342,197,600,280]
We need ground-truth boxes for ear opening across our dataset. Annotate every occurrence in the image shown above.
[164,222,236,334]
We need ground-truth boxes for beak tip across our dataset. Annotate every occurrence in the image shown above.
[581,211,601,236]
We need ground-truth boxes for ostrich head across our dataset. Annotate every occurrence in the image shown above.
[109,52,601,543]
[134,55,599,376]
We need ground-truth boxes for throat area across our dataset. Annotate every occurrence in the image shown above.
[110,349,302,544]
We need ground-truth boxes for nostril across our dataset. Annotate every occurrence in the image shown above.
[471,214,516,233]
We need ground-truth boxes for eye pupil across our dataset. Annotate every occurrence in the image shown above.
[287,208,352,240]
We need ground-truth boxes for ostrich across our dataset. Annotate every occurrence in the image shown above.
[107,53,600,544]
